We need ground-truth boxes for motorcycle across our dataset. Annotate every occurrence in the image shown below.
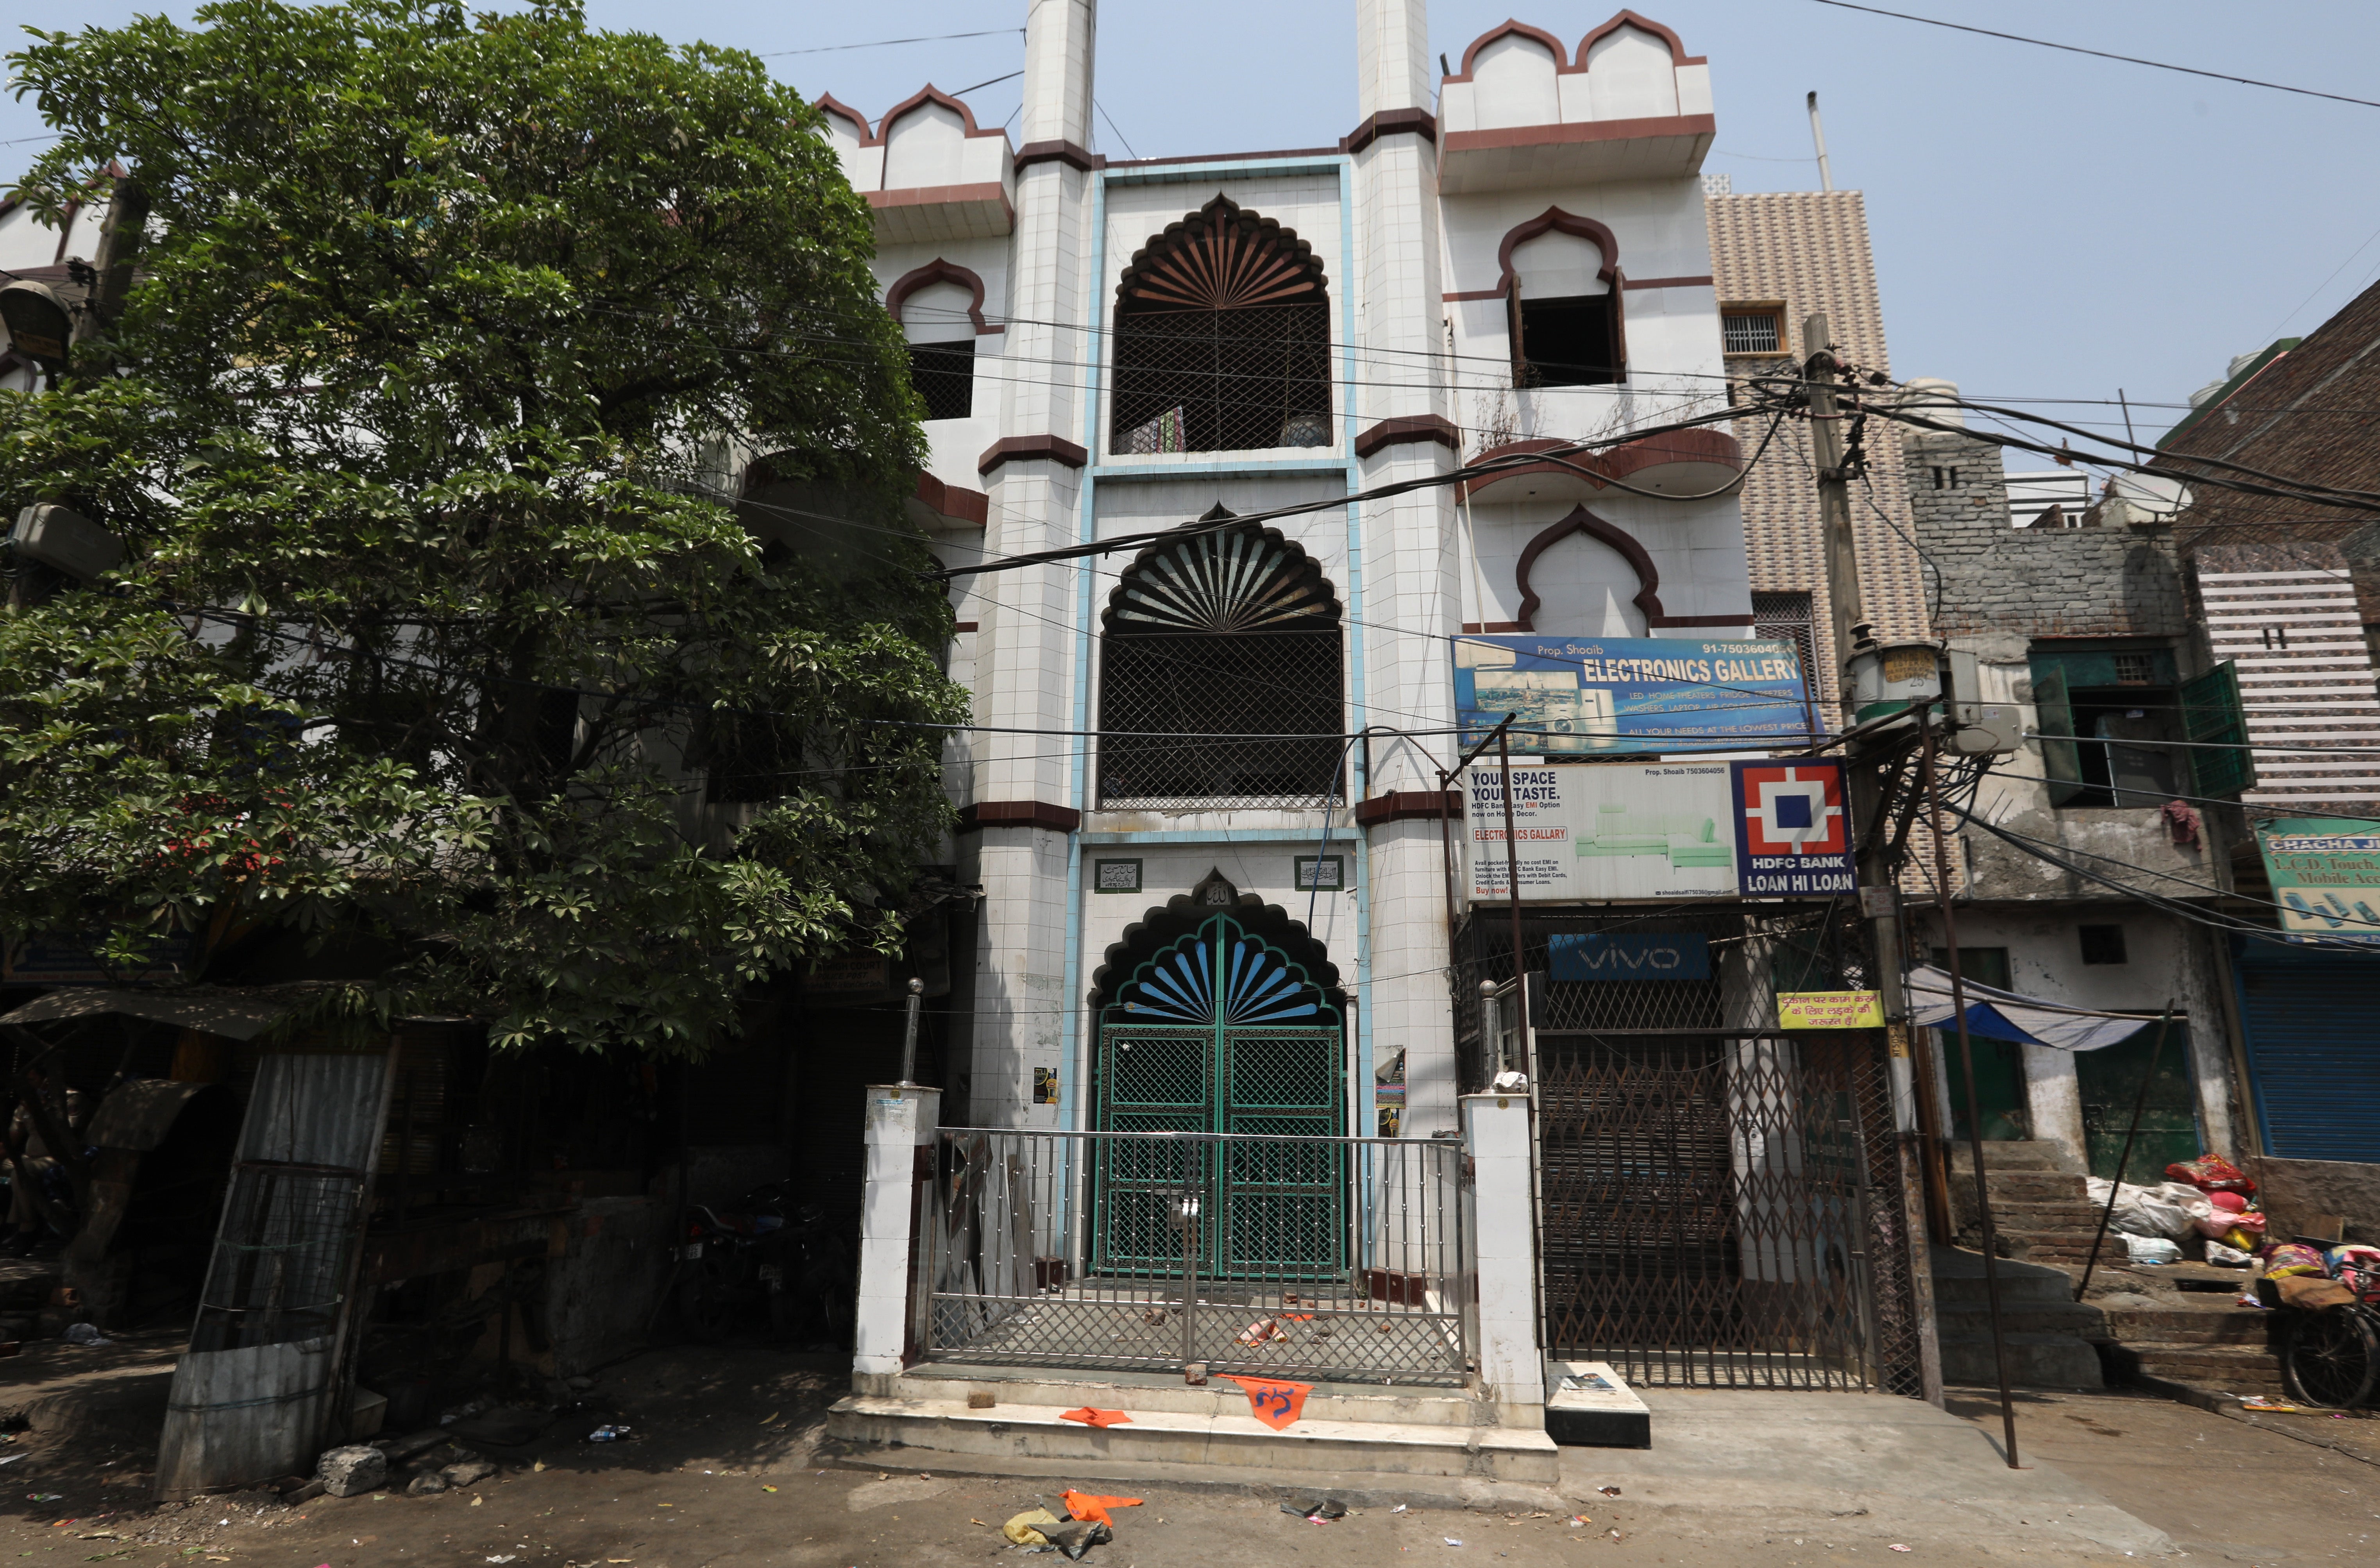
[672,1185,855,1346]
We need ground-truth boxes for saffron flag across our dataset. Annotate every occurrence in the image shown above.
[1222,1375,1314,1431]
[1057,1407,1131,1429]
[1061,1491,1144,1528]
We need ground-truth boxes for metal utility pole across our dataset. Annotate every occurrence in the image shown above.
[1808,314,1941,1402]
[1807,92,1835,191]
[1921,713,2019,1469]
[898,976,925,1085]
[66,175,148,384]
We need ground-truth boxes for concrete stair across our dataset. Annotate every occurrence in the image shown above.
[1929,1246,2106,1389]
[1948,1142,2108,1266]
[824,1363,1559,1483]
[2094,1295,2286,1400]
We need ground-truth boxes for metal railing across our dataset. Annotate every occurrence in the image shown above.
[917,1128,1470,1386]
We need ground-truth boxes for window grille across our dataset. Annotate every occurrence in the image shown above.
[1111,198,1332,456]
[2111,651,2154,685]
[1720,308,1783,356]
[1098,511,1345,808]
[908,340,975,420]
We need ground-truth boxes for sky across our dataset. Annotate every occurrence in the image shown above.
[8,2,2380,443]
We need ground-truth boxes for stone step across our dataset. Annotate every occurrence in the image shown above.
[1955,1170,2091,1205]
[2105,1341,2287,1398]
[1934,1302,2108,1338]
[1929,1246,2078,1306]
[2096,1308,2274,1346]
[1936,1331,2105,1390]
[1947,1141,2073,1174]
[824,1395,1561,1483]
[887,1365,1493,1427]
[1959,1199,2105,1229]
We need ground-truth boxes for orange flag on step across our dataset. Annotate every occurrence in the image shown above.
[1221,1375,1314,1431]
[1058,1407,1132,1429]
[1062,1490,1144,1527]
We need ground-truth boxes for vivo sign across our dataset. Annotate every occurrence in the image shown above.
[1547,932,1712,982]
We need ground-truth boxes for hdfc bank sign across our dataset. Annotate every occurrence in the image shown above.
[1730,760,1856,897]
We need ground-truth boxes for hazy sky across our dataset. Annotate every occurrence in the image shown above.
[9,2,2380,442]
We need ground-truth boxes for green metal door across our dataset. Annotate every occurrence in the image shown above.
[2076,1025,2201,1180]
[1093,914,1345,1278]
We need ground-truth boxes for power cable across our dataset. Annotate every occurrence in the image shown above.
[1804,1,2380,112]
[761,29,1023,58]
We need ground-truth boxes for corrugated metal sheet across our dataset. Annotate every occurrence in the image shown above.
[2232,939,2380,1160]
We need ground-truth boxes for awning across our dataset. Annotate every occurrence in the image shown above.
[1903,965,2166,1052]
[0,983,324,1042]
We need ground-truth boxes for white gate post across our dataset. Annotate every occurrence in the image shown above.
[853,1084,941,1392]
[1462,1090,1546,1425]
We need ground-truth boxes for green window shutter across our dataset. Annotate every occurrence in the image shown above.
[2181,660,2256,799]
[2034,664,2087,806]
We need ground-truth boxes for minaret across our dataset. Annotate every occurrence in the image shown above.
[1351,0,1464,1135]
[965,0,1099,1129]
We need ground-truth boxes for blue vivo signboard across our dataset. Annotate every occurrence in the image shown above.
[1453,634,1810,754]
[1548,932,1713,981]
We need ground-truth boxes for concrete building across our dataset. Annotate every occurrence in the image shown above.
[815,4,1767,1144]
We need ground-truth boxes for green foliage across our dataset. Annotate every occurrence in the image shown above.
[0,0,966,1054]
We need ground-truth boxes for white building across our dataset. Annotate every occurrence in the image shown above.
[818,2,1761,1147]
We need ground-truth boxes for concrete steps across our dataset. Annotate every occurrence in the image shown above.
[1929,1246,2106,1389]
[1947,1143,2109,1266]
[2093,1294,2286,1400]
[825,1366,1556,1483]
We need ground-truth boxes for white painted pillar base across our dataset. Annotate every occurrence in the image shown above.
[1462,1091,1545,1426]
[853,1085,941,1388]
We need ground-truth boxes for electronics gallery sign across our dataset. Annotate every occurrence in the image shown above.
[1463,759,1855,903]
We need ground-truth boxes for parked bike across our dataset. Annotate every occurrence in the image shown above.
[672,1185,855,1346]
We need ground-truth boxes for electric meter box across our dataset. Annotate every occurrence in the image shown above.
[1939,647,2021,754]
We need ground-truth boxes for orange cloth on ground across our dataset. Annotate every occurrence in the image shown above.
[1057,1407,1132,1429]
[1062,1491,1145,1527]
[1220,1375,1314,1431]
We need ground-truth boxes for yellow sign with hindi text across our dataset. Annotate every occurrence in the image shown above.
[1778,990,1884,1030]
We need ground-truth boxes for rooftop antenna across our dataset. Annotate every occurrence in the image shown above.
[1807,91,1835,191]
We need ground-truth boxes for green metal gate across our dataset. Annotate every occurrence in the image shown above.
[1093,914,1345,1278]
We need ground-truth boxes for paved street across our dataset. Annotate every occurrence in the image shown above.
[2,1345,2375,1567]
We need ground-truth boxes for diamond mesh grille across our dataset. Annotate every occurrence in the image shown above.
[1098,631,1344,807]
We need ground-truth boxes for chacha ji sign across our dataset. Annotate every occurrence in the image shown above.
[1730,760,1855,898]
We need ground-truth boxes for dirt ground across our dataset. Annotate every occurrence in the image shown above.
[0,1346,2375,1568]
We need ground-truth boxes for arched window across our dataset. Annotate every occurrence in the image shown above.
[1098,509,1344,807]
[1111,198,1332,456]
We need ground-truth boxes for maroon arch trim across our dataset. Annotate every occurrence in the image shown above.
[1448,20,1570,81]
[814,93,871,143]
[1577,10,1706,67]
[866,84,1009,147]
[1497,206,1620,296]
[1509,504,1749,632]
[884,257,1001,337]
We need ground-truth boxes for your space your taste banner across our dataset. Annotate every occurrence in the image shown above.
[1453,634,1812,754]
[1464,760,1856,903]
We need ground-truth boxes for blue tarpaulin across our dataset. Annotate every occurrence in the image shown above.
[1903,965,2161,1052]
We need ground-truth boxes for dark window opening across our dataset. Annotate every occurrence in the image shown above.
[702,715,799,805]
[1110,197,1332,455]
[908,340,976,421]
[2078,925,2129,965]
[1720,306,1783,356]
[2041,682,2180,808]
[1098,511,1344,807]
[1514,292,1621,387]
[1932,466,1962,490]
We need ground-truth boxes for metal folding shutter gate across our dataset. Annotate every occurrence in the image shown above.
[2232,938,2380,1161]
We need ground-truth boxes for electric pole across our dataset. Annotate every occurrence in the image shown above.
[1806,311,1944,1405]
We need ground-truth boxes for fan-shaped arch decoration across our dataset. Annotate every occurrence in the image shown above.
[1117,917,1325,1026]
[1116,197,1329,315]
[1101,509,1342,635]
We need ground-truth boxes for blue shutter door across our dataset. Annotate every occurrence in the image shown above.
[2232,938,2380,1162]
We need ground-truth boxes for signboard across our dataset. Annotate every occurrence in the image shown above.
[1731,761,1856,897]
[1779,991,1885,1030]
[1549,932,1711,981]
[1464,758,1856,903]
[1454,635,1810,756]
[2257,817,2380,944]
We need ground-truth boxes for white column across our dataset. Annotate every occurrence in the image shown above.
[1354,0,1463,1132]
[1463,1090,1545,1422]
[853,1084,941,1388]
[1020,0,1095,150]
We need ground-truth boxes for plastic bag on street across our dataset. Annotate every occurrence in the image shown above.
[2085,1178,2196,1239]
[2120,1234,2182,1265]
[2205,1241,2254,1268]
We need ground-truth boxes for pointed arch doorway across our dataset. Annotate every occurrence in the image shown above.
[1089,873,1348,1280]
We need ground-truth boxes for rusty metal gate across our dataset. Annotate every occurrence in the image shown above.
[1458,906,1924,1395]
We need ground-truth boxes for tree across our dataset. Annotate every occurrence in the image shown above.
[0,0,966,1056]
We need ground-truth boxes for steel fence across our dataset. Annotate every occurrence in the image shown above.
[917,1128,1470,1385]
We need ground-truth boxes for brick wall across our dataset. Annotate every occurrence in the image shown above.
[1902,426,2186,639]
